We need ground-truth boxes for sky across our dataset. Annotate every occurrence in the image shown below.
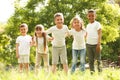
[0,0,28,23]
[0,0,14,23]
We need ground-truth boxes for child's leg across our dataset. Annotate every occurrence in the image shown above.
[52,64,57,74]
[63,64,68,74]
[19,63,23,72]
[60,46,68,74]
[43,54,49,71]
[71,49,78,73]
[18,55,23,72]
[35,53,41,73]
[95,50,102,72]
[86,44,95,73]
[24,55,30,73]
[52,46,59,73]
[24,63,29,72]
[79,49,86,72]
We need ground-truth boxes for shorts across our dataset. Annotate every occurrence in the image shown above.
[18,55,29,63]
[52,46,68,64]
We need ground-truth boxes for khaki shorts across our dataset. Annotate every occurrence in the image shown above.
[35,53,49,69]
[18,55,29,63]
[52,46,68,64]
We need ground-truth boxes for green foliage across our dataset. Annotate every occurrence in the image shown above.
[1,0,120,65]
[102,25,119,44]
[0,68,120,80]
[101,45,117,61]
[0,34,12,64]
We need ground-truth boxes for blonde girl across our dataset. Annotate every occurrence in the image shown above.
[69,15,86,73]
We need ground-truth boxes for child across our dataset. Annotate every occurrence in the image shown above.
[46,13,69,74]
[16,23,32,73]
[33,24,51,73]
[86,9,102,74]
[69,15,86,73]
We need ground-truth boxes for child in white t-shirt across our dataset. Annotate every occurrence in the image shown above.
[46,13,69,74]
[86,9,102,74]
[33,24,52,74]
[69,15,86,73]
[16,23,32,73]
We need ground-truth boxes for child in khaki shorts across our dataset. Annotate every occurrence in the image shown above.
[16,23,32,73]
[46,13,69,74]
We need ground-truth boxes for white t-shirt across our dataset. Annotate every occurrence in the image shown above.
[34,36,49,53]
[46,25,69,47]
[69,29,86,50]
[86,21,101,45]
[16,35,32,55]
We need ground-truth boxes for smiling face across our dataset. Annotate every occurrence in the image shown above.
[72,19,82,30]
[54,15,64,27]
[87,11,96,23]
[20,25,28,36]
[35,25,44,37]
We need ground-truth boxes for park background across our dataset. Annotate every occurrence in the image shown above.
[0,0,120,79]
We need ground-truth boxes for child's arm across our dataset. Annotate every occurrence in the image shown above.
[47,35,54,41]
[16,43,19,58]
[32,36,37,46]
[65,26,71,37]
[96,29,102,53]
[97,29,102,45]
[84,30,87,39]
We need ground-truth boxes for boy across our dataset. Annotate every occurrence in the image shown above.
[46,13,69,74]
[16,23,32,73]
[86,9,102,74]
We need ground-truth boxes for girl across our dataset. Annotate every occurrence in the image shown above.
[33,24,51,73]
[69,15,86,73]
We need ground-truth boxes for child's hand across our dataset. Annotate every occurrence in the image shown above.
[96,44,101,53]
[49,37,54,41]
[31,36,35,46]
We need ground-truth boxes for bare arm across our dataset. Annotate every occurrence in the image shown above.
[16,43,19,58]
[96,28,102,53]
[97,29,102,45]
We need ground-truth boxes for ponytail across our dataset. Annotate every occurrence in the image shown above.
[42,32,47,52]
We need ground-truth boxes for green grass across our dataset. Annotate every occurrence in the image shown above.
[0,68,120,80]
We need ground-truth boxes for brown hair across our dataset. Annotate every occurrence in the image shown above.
[54,12,64,19]
[35,24,47,52]
[19,23,28,28]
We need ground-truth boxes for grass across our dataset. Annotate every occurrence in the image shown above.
[0,67,120,80]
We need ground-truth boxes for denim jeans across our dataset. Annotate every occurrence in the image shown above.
[71,49,86,73]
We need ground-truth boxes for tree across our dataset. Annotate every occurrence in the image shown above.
[115,0,120,6]
[3,0,120,65]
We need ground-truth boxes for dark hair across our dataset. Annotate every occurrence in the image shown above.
[35,25,47,52]
[88,9,96,14]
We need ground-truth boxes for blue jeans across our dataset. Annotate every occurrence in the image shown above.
[71,49,86,73]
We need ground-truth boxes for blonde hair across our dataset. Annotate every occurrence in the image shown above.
[70,15,84,30]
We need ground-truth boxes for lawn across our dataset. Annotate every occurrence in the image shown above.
[0,67,120,80]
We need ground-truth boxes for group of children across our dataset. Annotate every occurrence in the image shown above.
[16,9,102,74]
